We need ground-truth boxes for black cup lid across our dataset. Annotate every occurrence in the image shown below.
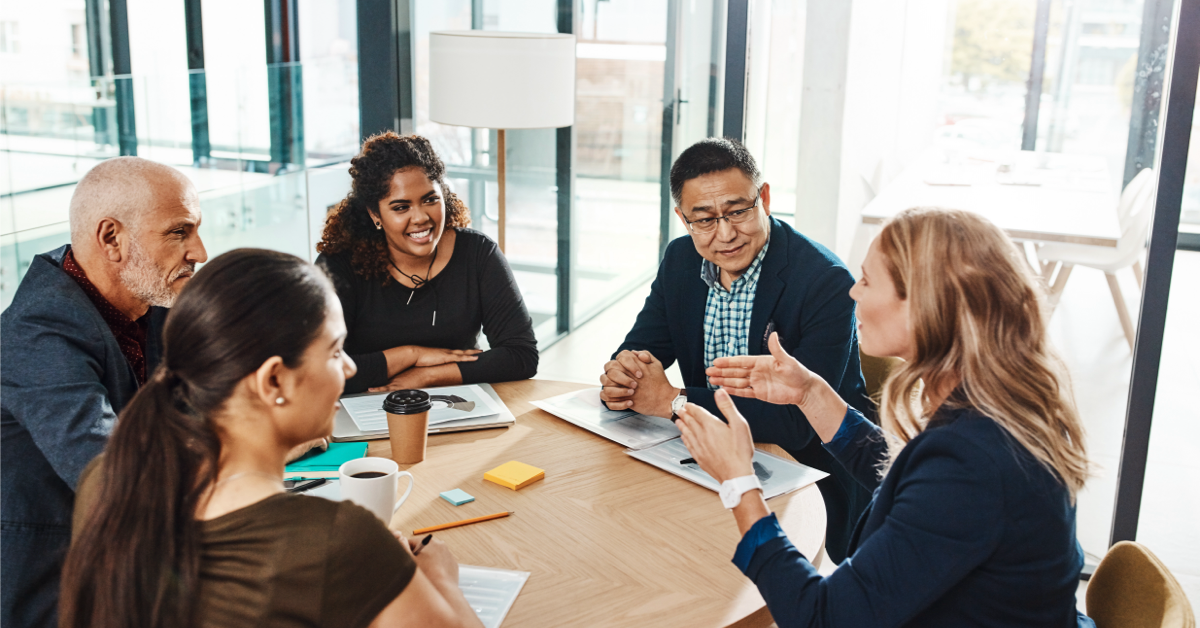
[382,389,432,414]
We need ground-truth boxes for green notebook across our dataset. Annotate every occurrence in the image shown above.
[285,442,368,473]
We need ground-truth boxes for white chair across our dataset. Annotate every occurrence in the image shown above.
[1037,168,1156,349]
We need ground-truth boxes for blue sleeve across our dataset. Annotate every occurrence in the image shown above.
[736,431,1006,628]
[0,311,115,490]
[822,407,890,492]
[732,513,791,572]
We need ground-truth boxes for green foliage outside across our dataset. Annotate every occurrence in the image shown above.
[951,0,1036,91]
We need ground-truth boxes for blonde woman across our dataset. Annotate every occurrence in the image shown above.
[676,207,1094,627]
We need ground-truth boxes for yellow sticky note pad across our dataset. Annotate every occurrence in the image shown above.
[484,461,545,491]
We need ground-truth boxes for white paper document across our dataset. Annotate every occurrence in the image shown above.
[531,387,681,450]
[627,438,828,499]
[342,384,502,432]
[459,565,529,628]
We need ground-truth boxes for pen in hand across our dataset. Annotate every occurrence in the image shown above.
[412,534,433,556]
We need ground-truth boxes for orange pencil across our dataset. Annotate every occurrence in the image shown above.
[413,511,513,535]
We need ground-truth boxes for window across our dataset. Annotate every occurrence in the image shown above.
[0,21,19,54]
[70,23,83,57]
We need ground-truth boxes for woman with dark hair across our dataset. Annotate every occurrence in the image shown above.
[59,249,483,628]
[317,132,538,394]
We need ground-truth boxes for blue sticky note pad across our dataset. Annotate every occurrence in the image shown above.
[440,489,475,506]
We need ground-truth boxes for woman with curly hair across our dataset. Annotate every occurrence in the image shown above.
[317,133,538,394]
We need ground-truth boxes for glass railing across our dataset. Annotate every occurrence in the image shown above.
[1,60,567,349]
[1,62,359,311]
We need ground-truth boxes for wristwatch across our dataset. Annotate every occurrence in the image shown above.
[719,475,763,509]
[669,390,687,422]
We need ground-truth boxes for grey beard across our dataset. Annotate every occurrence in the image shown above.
[119,240,188,308]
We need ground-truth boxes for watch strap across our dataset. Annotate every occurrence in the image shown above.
[720,474,763,509]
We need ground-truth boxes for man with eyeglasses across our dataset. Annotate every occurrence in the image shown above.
[600,137,871,564]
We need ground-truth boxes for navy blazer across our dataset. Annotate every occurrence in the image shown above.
[616,217,870,450]
[0,245,166,628]
[739,407,1091,627]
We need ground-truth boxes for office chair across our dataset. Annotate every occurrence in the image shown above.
[1086,540,1195,628]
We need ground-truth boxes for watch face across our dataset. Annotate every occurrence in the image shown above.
[671,395,687,413]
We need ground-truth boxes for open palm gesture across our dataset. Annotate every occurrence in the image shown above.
[705,332,819,407]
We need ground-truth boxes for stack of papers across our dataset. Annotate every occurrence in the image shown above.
[284,442,367,478]
[531,388,826,500]
[531,388,680,450]
[459,565,529,628]
[627,438,827,499]
[342,384,503,432]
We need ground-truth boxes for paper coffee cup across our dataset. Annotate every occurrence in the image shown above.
[382,389,432,464]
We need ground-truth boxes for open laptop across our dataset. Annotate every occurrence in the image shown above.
[331,383,515,442]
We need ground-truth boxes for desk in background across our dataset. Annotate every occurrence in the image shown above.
[368,379,826,628]
[849,148,1120,273]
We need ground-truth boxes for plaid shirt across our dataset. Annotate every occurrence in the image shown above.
[701,239,770,389]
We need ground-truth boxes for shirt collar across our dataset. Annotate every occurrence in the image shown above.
[62,249,145,332]
[701,235,771,292]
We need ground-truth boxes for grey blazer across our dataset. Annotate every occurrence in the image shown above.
[0,244,165,628]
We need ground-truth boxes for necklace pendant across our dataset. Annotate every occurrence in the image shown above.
[407,290,414,305]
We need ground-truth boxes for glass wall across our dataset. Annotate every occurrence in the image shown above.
[412,0,673,340]
[412,0,561,344]
[1139,75,1200,606]
[0,0,358,310]
[573,0,667,321]
[742,0,804,218]
[792,0,1184,592]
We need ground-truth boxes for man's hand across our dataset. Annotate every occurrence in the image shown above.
[626,351,679,419]
[599,349,653,410]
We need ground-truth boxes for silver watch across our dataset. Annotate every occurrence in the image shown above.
[669,391,687,421]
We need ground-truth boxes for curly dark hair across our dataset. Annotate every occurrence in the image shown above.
[317,132,471,280]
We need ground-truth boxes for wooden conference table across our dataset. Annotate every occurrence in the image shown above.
[366,379,826,628]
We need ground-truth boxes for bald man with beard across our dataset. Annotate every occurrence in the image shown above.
[0,157,207,628]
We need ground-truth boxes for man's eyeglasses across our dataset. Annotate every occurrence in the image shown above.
[682,189,761,235]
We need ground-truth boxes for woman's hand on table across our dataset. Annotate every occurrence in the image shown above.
[705,332,818,407]
[674,389,756,484]
[410,346,482,368]
[369,363,465,393]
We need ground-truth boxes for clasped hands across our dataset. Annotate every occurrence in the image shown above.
[368,346,483,393]
[599,350,679,418]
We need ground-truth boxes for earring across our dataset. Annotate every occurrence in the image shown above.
[275,397,285,405]
[375,222,382,230]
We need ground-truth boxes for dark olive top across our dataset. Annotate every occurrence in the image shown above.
[74,462,415,628]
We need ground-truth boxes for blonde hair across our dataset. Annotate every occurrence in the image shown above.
[875,207,1089,497]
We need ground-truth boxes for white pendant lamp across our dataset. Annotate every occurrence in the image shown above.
[429,30,576,252]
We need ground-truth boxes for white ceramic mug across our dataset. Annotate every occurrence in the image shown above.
[338,457,414,525]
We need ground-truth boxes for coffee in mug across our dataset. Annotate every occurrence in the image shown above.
[382,390,432,464]
[338,458,414,525]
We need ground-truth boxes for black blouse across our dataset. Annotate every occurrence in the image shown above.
[317,228,538,394]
